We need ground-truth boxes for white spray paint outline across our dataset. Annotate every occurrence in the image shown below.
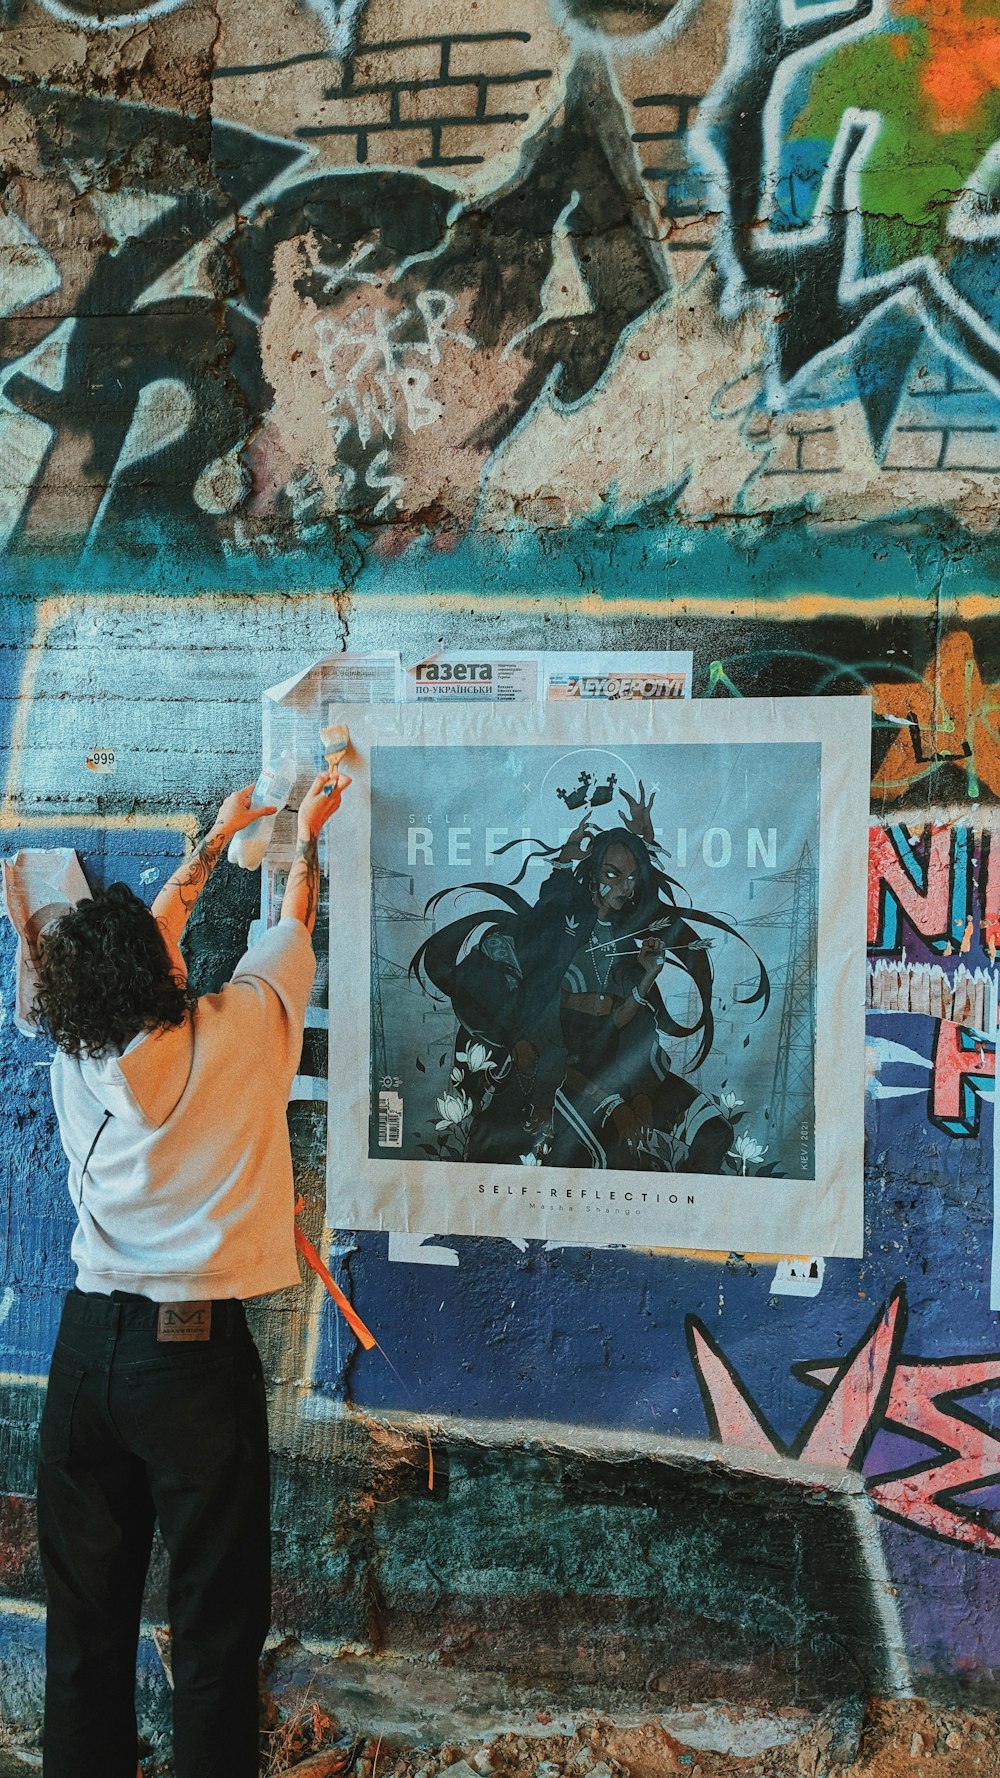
[692,0,1000,414]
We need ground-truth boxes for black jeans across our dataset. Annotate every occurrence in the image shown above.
[36,1289,271,1778]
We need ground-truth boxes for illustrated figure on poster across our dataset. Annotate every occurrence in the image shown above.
[410,788,770,1175]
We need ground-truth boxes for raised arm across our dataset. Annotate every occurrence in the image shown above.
[281,769,351,934]
[152,784,277,951]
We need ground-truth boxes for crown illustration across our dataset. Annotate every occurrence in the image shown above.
[556,771,617,811]
[556,771,592,811]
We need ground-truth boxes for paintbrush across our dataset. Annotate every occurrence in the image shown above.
[320,723,350,770]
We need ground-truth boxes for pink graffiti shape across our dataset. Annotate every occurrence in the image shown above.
[688,1323,778,1452]
[689,1292,1000,1553]
[797,1293,903,1468]
[868,1358,1000,1552]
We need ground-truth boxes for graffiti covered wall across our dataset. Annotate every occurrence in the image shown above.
[13,0,1000,549]
[4,0,1000,1742]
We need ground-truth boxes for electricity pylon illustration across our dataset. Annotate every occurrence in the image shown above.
[370,865,422,1083]
[740,841,818,1143]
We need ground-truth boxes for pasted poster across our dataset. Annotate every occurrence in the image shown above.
[327,698,870,1255]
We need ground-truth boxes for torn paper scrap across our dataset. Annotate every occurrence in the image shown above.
[1,848,92,1035]
[769,1258,826,1298]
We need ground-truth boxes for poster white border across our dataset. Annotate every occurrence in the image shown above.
[327,696,870,1257]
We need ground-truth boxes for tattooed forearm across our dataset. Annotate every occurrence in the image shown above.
[282,831,320,932]
[176,831,226,912]
[299,833,319,930]
[152,825,227,941]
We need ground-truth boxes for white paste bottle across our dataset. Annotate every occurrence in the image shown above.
[228,752,296,870]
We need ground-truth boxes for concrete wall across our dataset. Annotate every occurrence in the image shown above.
[3,0,1000,1740]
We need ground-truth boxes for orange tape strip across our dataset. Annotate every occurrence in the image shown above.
[294,1225,377,1351]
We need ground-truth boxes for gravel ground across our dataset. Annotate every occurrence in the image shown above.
[5,1696,980,1778]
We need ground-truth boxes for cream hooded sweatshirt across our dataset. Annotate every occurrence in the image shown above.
[50,918,316,1301]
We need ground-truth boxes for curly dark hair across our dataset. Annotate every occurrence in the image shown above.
[31,883,192,1059]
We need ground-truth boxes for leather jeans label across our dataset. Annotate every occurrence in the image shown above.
[156,1302,212,1342]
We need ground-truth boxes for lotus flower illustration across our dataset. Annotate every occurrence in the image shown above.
[436,1090,473,1130]
[456,1042,492,1073]
[728,1131,768,1174]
